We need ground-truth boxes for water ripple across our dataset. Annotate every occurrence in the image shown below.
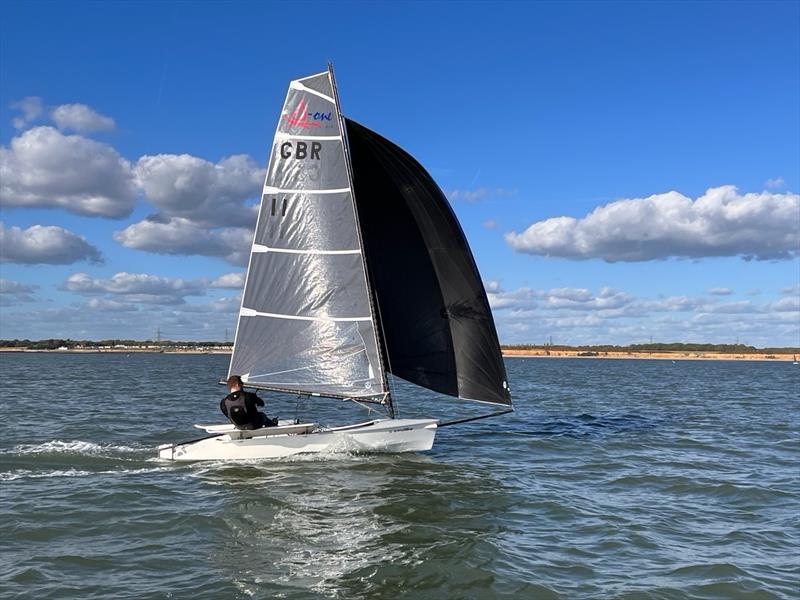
[0,353,798,599]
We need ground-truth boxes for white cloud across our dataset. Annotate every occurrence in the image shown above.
[50,103,116,133]
[446,187,515,204]
[10,97,43,129]
[64,271,206,296]
[0,296,241,341]
[62,272,207,306]
[113,215,252,266]
[114,154,262,263]
[781,283,800,296]
[505,186,800,262]
[487,285,634,313]
[0,279,38,305]
[765,177,785,189]
[134,154,263,227]
[485,284,800,346]
[0,223,102,265]
[210,272,245,289]
[0,126,136,218]
[3,101,265,266]
[770,296,800,313]
[482,219,498,230]
[707,287,733,296]
[85,297,142,311]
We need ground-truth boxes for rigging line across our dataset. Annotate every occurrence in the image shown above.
[294,394,302,424]
[247,364,315,378]
[345,397,375,415]
[245,347,368,380]
[436,409,514,428]
[247,377,377,387]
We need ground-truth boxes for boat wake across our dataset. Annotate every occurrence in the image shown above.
[1,466,170,482]
[4,439,144,457]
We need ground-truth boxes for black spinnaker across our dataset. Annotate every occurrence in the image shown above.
[345,118,511,407]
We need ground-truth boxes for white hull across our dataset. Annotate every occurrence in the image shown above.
[158,418,438,461]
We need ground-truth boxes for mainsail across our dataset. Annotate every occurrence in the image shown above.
[345,119,512,407]
[228,70,387,400]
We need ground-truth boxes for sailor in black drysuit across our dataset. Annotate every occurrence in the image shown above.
[220,375,276,430]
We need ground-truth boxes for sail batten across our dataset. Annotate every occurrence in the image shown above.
[251,244,361,255]
[239,309,372,322]
[263,186,351,194]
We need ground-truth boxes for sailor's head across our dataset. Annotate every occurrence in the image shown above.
[227,375,243,392]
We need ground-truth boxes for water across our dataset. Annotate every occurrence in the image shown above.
[1,353,798,599]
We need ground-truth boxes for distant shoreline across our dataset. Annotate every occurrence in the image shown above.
[1,347,796,361]
[501,348,797,361]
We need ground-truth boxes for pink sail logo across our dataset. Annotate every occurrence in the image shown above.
[285,97,333,129]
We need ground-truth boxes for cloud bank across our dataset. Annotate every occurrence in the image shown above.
[0,279,38,305]
[0,126,136,218]
[506,186,800,262]
[486,282,800,347]
[62,272,207,305]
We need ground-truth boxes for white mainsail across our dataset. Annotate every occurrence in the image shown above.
[228,69,386,400]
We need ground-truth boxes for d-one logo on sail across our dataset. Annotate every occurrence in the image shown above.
[285,97,332,129]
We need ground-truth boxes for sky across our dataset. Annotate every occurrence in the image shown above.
[1,0,798,347]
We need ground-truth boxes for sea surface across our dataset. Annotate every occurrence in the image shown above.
[0,353,798,599]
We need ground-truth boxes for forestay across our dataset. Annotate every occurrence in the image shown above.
[228,70,386,400]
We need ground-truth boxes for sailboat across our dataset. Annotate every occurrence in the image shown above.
[158,66,512,461]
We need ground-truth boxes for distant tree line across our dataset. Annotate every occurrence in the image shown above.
[2,339,797,353]
[0,339,233,350]
[502,343,799,354]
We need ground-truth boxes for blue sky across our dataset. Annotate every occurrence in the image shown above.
[1,0,798,346]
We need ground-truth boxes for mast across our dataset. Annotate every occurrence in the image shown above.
[328,63,395,419]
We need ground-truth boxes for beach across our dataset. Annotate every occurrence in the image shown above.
[502,348,798,361]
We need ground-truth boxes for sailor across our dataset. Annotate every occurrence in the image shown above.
[220,375,274,429]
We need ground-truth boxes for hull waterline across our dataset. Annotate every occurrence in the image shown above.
[158,418,438,461]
